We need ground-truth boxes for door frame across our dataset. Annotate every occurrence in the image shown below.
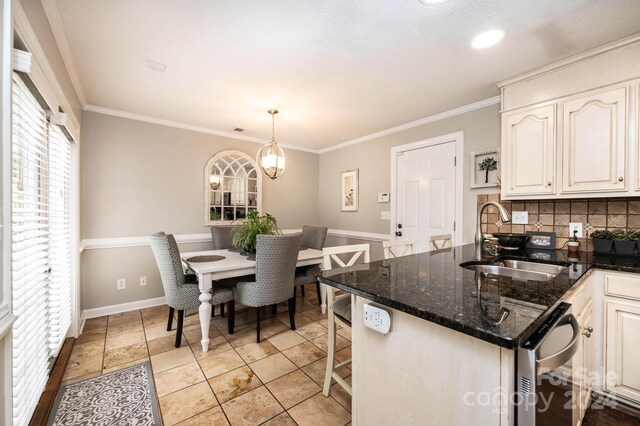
[390,131,464,247]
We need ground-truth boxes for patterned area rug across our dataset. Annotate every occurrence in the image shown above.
[48,362,161,426]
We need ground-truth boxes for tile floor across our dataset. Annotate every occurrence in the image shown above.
[62,287,352,426]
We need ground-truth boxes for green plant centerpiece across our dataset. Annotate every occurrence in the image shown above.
[590,230,613,254]
[232,212,279,254]
[612,229,639,256]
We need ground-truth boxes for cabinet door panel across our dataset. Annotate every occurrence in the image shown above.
[562,87,627,193]
[503,105,556,196]
[605,300,640,403]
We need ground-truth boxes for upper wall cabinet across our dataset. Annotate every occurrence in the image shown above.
[503,104,556,196]
[204,150,262,225]
[499,37,640,200]
[562,87,627,194]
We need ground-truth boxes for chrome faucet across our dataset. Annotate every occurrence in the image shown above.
[475,201,511,260]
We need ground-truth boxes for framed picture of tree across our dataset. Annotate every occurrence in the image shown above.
[470,149,500,188]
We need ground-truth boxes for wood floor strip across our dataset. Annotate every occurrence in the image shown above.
[29,337,76,426]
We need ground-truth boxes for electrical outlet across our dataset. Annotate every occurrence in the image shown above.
[569,222,583,238]
[363,303,392,334]
[139,276,147,287]
[569,264,583,280]
[381,211,390,220]
[117,278,126,290]
[512,211,529,224]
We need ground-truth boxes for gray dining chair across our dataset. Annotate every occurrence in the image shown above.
[294,225,328,306]
[210,225,242,250]
[233,233,302,343]
[150,232,236,347]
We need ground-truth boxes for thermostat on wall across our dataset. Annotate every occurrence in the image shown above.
[378,193,390,203]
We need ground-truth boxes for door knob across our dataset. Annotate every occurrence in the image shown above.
[395,231,403,237]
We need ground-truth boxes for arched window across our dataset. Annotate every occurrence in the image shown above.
[204,150,262,224]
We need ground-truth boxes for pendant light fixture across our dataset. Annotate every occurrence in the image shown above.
[257,109,286,179]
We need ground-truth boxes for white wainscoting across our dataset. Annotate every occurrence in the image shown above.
[79,228,390,251]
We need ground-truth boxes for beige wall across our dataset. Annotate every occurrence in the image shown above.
[318,104,501,244]
[18,0,82,119]
[80,111,319,309]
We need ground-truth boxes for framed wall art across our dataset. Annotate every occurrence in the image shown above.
[526,231,556,251]
[341,169,358,212]
[471,149,500,188]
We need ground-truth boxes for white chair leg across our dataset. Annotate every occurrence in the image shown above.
[323,288,336,396]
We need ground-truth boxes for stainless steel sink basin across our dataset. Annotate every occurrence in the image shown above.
[493,260,567,275]
[463,264,556,282]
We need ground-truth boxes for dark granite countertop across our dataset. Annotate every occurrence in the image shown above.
[318,244,640,350]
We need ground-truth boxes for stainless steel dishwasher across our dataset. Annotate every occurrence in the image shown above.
[517,302,581,425]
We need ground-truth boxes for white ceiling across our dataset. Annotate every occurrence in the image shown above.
[54,0,640,151]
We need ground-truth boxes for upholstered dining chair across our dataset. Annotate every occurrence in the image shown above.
[294,225,328,305]
[233,233,302,343]
[210,225,242,250]
[383,239,417,259]
[150,232,236,347]
[321,243,370,398]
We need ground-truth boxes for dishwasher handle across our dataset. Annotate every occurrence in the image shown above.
[535,314,580,373]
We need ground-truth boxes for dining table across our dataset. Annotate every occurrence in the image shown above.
[181,247,324,352]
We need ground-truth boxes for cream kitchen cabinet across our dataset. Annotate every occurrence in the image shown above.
[501,84,629,200]
[604,300,640,402]
[575,301,594,423]
[502,104,556,196]
[499,37,640,200]
[561,87,627,194]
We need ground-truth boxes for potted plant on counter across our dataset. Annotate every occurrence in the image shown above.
[612,229,639,256]
[591,230,613,254]
[232,212,279,255]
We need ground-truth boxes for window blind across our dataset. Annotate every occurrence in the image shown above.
[11,72,50,426]
[47,124,71,355]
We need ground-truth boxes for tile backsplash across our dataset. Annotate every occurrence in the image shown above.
[478,194,640,252]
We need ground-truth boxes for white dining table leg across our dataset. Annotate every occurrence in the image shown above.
[198,272,213,353]
[320,282,328,314]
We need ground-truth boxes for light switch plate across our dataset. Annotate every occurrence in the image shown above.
[378,193,390,203]
[512,211,528,224]
[363,303,392,334]
[381,211,390,220]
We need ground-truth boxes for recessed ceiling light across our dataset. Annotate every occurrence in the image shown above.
[146,59,167,72]
[419,0,450,5]
[471,29,506,49]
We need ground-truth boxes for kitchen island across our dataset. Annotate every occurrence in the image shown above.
[318,244,596,425]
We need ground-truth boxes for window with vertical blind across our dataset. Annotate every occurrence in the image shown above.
[11,71,73,426]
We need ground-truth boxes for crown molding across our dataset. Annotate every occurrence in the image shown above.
[498,32,640,88]
[83,104,321,154]
[40,0,87,106]
[318,96,500,154]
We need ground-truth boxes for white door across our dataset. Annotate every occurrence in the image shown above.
[395,141,456,253]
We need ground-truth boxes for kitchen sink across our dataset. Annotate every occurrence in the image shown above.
[462,264,557,282]
[492,260,566,275]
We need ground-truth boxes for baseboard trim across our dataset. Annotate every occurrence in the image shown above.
[78,311,86,336]
[83,296,167,319]
[80,228,389,251]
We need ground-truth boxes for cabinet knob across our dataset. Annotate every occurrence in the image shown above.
[582,326,593,338]
[619,177,624,182]
[547,182,552,186]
